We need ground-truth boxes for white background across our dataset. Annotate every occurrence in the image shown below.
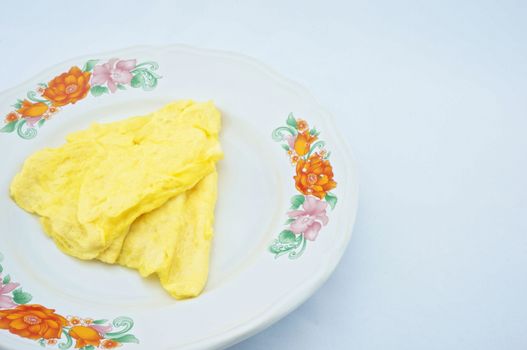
[1,1,526,349]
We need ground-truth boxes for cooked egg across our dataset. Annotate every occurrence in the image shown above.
[10,100,222,298]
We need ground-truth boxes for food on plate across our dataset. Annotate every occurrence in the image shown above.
[119,171,218,299]
[10,100,222,298]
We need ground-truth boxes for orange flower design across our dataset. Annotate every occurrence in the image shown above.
[68,316,81,326]
[296,119,308,132]
[0,304,67,340]
[291,155,299,164]
[69,325,102,348]
[42,66,91,107]
[17,100,48,118]
[5,112,19,123]
[294,131,317,156]
[294,154,336,199]
[102,339,122,348]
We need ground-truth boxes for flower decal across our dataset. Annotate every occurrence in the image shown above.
[101,339,121,349]
[0,278,19,309]
[293,131,317,156]
[0,253,139,348]
[1,58,161,140]
[296,119,308,132]
[92,59,136,93]
[270,114,338,259]
[67,316,82,326]
[294,154,336,199]
[69,325,102,348]
[43,66,91,107]
[0,304,67,340]
[288,196,329,241]
[17,100,49,118]
[4,112,19,123]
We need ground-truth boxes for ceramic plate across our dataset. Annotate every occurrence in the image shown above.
[0,45,358,350]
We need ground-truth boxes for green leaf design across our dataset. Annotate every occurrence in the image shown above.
[284,218,295,225]
[131,61,159,72]
[90,85,109,97]
[107,334,140,344]
[12,288,32,304]
[2,274,10,284]
[0,264,3,273]
[27,91,49,104]
[105,316,134,337]
[117,84,127,90]
[81,346,95,350]
[130,69,159,91]
[92,319,109,325]
[290,195,305,209]
[12,99,23,109]
[306,140,326,158]
[269,232,305,259]
[279,230,297,244]
[288,235,307,259]
[309,128,319,136]
[58,329,73,349]
[38,338,46,347]
[82,59,99,72]
[0,121,17,133]
[269,243,281,254]
[37,118,46,128]
[16,119,37,139]
[130,74,144,88]
[286,113,297,129]
[281,144,290,151]
[325,192,338,210]
[271,126,297,141]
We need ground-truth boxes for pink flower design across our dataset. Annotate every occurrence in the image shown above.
[24,116,42,127]
[91,59,136,93]
[288,196,329,241]
[285,134,296,149]
[0,279,19,309]
[90,324,113,336]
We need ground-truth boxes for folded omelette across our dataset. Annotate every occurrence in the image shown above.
[10,100,222,299]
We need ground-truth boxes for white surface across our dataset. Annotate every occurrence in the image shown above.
[1,1,526,349]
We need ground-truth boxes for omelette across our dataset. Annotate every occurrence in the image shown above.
[10,100,222,298]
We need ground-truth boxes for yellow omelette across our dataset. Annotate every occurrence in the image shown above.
[10,100,222,298]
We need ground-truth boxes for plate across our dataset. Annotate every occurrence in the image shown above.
[0,45,358,350]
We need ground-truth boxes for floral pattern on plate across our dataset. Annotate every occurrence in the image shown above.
[1,58,161,140]
[269,114,338,259]
[0,253,138,349]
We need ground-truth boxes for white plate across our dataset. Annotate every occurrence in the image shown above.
[0,45,358,350]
